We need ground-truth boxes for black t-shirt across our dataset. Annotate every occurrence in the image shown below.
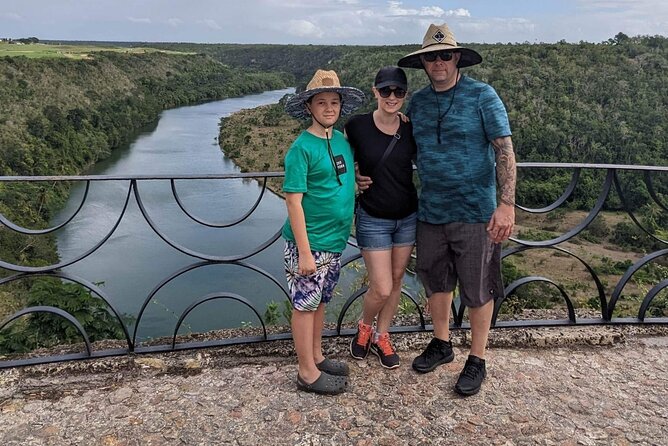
[344,112,418,219]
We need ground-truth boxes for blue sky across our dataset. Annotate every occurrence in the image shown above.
[1,0,667,44]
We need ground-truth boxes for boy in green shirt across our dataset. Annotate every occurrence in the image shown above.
[282,70,364,394]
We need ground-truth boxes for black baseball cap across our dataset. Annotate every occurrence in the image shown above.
[374,66,408,90]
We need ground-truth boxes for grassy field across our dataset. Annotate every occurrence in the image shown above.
[0,42,192,59]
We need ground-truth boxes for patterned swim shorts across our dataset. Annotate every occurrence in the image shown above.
[284,241,342,312]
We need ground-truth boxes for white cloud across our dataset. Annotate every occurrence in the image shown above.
[387,1,445,17]
[128,17,151,24]
[446,8,471,18]
[262,1,474,43]
[1,12,23,21]
[572,0,668,39]
[200,19,222,30]
[1,0,666,45]
[286,19,323,38]
[456,17,536,42]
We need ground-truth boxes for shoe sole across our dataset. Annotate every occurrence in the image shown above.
[454,385,482,396]
[411,351,455,374]
[349,338,369,360]
[370,346,400,370]
[296,373,348,395]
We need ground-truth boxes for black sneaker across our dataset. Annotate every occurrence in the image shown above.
[412,337,454,373]
[350,321,373,359]
[454,355,487,396]
[369,333,400,369]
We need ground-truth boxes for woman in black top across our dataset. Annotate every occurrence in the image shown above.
[344,66,418,369]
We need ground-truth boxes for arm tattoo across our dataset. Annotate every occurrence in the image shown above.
[492,136,517,206]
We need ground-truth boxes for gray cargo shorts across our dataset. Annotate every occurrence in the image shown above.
[416,221,504,308]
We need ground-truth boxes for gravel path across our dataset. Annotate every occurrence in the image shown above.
[1,328,667,445]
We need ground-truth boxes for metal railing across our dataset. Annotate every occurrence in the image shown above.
[0,163,667,368]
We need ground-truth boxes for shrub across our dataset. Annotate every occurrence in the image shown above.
[0,280,129,354]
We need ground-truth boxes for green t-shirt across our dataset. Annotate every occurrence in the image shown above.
[281,130,355,253]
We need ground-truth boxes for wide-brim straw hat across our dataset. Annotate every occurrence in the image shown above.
[398,23,482,69]
[284,69,365,120]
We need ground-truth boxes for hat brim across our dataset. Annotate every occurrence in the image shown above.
[398,45,482,69]
[374,80,408,90]
[284,86,366,120]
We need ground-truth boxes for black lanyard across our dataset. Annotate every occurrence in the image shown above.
[432,72,459,144]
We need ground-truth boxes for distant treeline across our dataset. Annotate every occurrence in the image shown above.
[155,34,667,212]
[0,37,666,351]
[1,36,666,266]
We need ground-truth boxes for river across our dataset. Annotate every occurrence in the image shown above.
[54,88,334,341]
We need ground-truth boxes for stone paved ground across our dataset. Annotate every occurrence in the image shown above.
[0,327,667,445]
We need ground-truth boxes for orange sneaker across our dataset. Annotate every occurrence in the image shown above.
[370,332,400,369]
[350,321,373,359]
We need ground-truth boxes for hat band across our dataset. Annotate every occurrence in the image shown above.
[423,42,457,50]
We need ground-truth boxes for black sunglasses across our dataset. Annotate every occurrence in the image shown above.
[377,86,407,99]
[423,50,455,62]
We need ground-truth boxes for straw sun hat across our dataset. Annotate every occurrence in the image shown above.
[284,69,365,120]
[398,23,482,69]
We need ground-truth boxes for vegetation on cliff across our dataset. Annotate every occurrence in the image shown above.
[0,50,290,352]
[216,35,667,318]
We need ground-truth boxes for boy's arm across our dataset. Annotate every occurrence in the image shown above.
[285,192,316,275]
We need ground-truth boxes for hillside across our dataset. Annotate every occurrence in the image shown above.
[0,38,666,350]
[0,51,289,177]
[218,103,667,317]
[215,35,667,316]
[0,50,290,320]
[158,36,668,211]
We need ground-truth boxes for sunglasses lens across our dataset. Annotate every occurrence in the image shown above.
[378,87,406,98]
[424,51,453,62]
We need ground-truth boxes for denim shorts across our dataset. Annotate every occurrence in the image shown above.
[355,207,417,251]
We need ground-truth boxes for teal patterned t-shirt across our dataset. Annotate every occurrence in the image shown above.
[407,76,511,224]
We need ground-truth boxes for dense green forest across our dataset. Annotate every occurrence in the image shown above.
[164,35,667,213]
[157,34,668,166]
[0,36,666,352]
[0,50,289,338]
[2,36,664,262]
[0,51,289,259]
[209,35,666,247]
[213,35,667,321]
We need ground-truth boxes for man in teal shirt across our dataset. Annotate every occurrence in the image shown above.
[401,23,517,396]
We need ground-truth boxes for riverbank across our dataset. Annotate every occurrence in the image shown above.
[0,87,293,351]
[1,325,667,445]
[219,103,301,197]
[0,51,289,281]
[216,103,668,317]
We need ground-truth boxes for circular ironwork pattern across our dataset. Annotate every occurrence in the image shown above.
[0,165,666,369]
